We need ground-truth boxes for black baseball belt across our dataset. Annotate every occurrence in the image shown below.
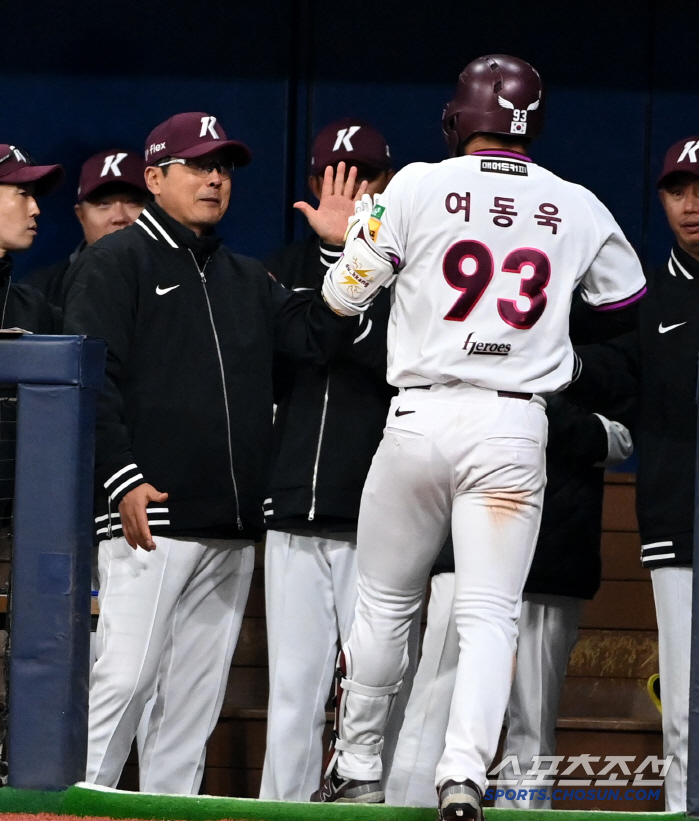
[407,385,532,400]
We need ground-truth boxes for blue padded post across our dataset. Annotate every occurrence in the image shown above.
[2,336,105,790]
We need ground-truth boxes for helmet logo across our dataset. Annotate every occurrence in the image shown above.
[498,96,540,135]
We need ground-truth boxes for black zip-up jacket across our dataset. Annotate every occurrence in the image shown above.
[570,243,699,568]
[264,234,395,532]
[25,242,85,309]
[524,395,609,598]
[63,203,354,543]
[0,255,61,332]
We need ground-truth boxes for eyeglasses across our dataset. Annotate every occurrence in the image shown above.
[155,156,233,177]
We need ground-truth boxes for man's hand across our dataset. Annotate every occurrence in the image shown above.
[294,162,369,245]
[119,483,169,551]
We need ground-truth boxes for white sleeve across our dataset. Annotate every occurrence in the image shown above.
[577,189,647,311]
[370,163,431,268]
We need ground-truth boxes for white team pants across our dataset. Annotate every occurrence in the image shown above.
[337,385,547,794]
[260,531,359,801]
[259,530,421,801]
[495,593,583,809]
[385,577,581,807]
[385,572,460,806]
[651,565,691,812]
[86,535,254,794]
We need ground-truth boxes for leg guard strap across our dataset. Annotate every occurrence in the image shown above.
[319,649,406,782]
[335,737,384,756]
[341,677,402,698]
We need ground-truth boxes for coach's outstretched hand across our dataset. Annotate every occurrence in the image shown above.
[294,161,368,246]
[119,483,169,551]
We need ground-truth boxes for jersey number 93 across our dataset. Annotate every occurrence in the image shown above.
[443,240,550,330]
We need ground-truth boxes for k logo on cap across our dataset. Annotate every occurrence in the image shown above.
[658,135,699,188]
[101,153,128,178]
[144,112,252,168]
[311,118,391,177]
[199,116,220,139]
[677,140,699,164]
[76,149,147,202]
[332,126,362,152]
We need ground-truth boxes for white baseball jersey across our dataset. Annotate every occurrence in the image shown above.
[371,151,646,394]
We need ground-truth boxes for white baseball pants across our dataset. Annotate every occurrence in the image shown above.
[385,572,460,806]
[259,530,421,801]
[495,593,583,809]
[651,565,691,811]
[86,535,254,794]
[386,577,581,807]
[260,531,359,801]
[336,384,547,794]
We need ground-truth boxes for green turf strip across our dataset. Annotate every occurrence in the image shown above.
[0,787,66,814]
[63,784,437,821]
[64,785,688,821]
[0,784,689,821]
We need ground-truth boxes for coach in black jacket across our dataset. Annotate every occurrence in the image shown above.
[64,112,356,796]
[569,136,699,811]
[260,119,397,801]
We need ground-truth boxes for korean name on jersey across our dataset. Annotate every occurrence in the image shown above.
[373,154,646,394]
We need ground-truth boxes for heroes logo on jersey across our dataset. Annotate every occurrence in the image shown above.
[462,332,511,356]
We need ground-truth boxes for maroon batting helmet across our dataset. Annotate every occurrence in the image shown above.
[442,55,544,157]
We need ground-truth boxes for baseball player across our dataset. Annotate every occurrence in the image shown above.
[26,148,149,308]
[568,136,699,811]
[260,118,398,802]
[303,55,646,819]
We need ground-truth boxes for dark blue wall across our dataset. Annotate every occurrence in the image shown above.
[1,0,696,277]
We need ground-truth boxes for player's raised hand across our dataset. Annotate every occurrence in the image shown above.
[119,483,169,551]
[294,161,369,246]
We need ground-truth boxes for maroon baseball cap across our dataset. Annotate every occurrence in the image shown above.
[144,112,252,168]
[0,144,64,195]
[77,149,148,202]
[310,118,391,176]
[658,136,699,188]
